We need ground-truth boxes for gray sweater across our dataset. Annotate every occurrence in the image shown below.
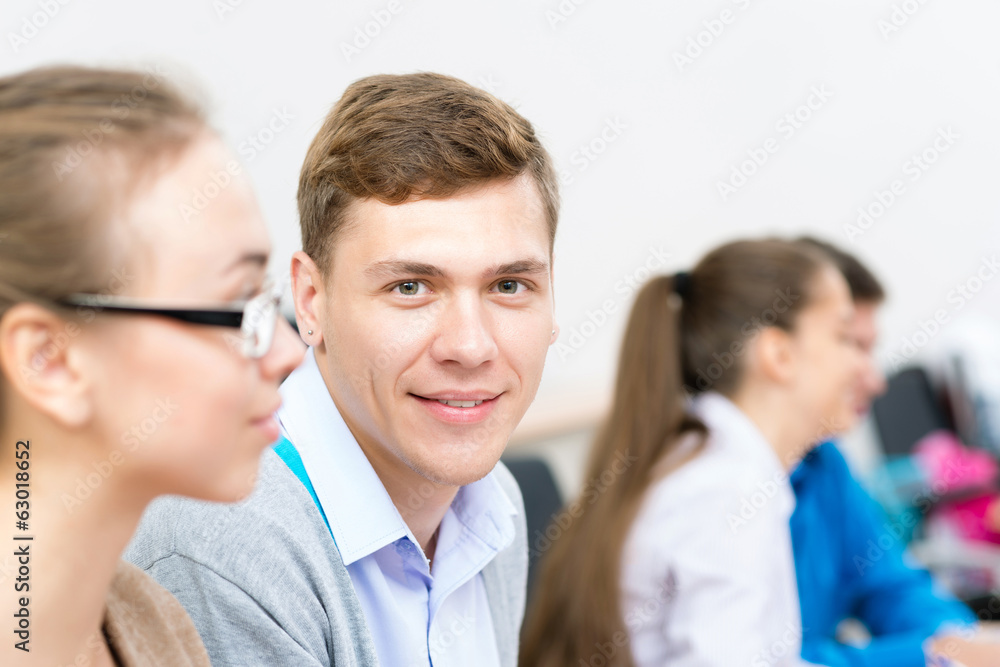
[124,448,528,666]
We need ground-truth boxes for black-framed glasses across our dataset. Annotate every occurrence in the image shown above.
[57,279,284,359]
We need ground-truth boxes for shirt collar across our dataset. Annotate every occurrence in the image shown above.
[448,468,518,553]
[276,348,518,566]
[429,467,518,613]
[690,391,796,515]
[276,348,407,565]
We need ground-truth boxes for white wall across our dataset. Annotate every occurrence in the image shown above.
[6,0,1000,441]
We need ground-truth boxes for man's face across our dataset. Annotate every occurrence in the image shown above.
[851,300,887,416]
[316,173,556,488]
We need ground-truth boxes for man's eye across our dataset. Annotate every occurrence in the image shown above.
[494,280,524,295]
[394,281,425,296]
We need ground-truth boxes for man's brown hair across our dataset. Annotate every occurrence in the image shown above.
[796,236,886,303]
[298,72,559,272]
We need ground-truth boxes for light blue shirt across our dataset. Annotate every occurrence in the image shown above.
[276,348,517,667]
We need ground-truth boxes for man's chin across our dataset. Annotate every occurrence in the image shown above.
[406,442,508,488]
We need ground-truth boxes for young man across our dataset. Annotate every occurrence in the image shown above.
[126,73,560,666]
[791,238,988,666]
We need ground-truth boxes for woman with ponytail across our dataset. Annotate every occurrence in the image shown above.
[0,66,303,665]
[520,238,861,666]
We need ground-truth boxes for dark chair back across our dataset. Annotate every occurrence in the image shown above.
[872,366,954,456]
[501,456,563,604]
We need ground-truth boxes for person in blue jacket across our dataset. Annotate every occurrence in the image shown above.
[791,238,981,666]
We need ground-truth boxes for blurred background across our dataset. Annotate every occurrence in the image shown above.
[7,0,1000,615]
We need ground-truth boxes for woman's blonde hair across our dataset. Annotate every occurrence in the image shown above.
[0,65,206,396]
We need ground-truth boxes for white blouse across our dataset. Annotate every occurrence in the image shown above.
[620,392,821,667]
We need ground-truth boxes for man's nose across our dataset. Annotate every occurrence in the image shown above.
[428,296,499,368]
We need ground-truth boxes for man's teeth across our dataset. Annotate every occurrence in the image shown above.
[437,399,484,408]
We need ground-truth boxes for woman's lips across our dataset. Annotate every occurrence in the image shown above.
[251,413,281,443]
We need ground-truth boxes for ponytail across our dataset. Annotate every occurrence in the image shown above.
[520,274,706,667]
[520,239,829,666]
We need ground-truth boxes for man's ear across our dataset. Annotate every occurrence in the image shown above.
[290,251,327,347]
[0,303,92,428]
[753,326,796,386]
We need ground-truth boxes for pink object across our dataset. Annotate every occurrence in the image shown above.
[915,430,1000,545]
[913,430,998,494]
[936,493,1000,544]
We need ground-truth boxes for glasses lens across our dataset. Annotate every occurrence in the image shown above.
[241,289,279,358]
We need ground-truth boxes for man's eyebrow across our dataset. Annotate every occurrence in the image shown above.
[486,258,550,278]
[364,258,551,281]
[221,251,269,275]
[364,261,445,279]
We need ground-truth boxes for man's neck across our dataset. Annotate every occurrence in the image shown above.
[357,438,458,564]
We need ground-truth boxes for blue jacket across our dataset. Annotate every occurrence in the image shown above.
[790,442,976,666]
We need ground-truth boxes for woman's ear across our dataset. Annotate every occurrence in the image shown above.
[753,326,796,386]
[290,251,327,348]
[0,303,93,427]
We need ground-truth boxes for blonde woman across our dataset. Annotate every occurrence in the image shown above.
[0,66,303,665]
